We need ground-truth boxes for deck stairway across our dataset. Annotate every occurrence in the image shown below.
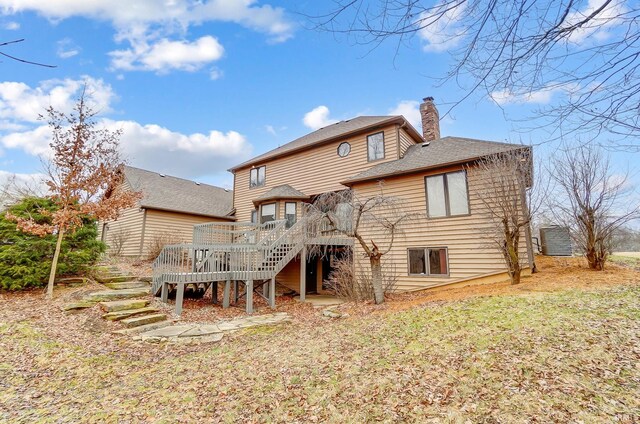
[152,218,311,314]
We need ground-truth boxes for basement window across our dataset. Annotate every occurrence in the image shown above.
[408,248,449,276]
[250,166,266,188]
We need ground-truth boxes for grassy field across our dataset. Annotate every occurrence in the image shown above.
[1,259,639,423]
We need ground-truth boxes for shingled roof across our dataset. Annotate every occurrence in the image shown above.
[122,166,234,219]
[229,115,422,171]
[343,136,528,184]
[253,184,308,205]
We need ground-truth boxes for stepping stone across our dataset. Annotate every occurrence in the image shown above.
[112,320,171,335]
[137,276,152,283]
[95,275,137,284]
[62,301,96,311]
[102,307,159,321]
[104,281,149,290]
[100,299,150,312]
[121,313,166,328]
[56,277,88,287]
[85,288,148,302]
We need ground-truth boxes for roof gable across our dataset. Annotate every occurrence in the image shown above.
[230,115,422,171]
[123,166,234,219]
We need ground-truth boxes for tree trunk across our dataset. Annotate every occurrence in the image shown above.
[46,228,65,299]
[370,255,384,305]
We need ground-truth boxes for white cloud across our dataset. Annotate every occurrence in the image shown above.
[564,0,627,44]
[417,2,466,52]
[209,66,223,80]
[2,21,19,30]
[265,125,277,136]
[491,86,561,105]
[0,77,253,179]
[0,0,294,74]
[0,76,115,124]
[109,35,224,73]
[56,38,80,58]
[389,100,421,130]
[303,105,337,130]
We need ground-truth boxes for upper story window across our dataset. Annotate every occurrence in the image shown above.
[337,142,351,157]
[367,132,385,161]
[250,166,266,188]
[425,170,469,218]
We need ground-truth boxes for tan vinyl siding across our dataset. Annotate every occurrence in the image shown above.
[233,125,399,222]
[399,127,417,158]
[141,209,230,257]
[352,163,530,291]
[99,205,145,257]
[275,258,301,291]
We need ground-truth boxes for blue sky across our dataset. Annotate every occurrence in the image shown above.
[0,0,636,191]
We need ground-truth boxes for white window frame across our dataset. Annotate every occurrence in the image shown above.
[250,166,266,188]
[367,131,385,162]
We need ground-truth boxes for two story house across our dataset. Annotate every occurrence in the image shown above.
[152,97,533,313]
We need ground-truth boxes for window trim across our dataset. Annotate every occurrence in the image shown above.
[407,247,450,277]
[425,170,471,219]
[249,165,266,188]
[284,201,297,228]
[260,202,277,224]
[367,131,386,162]
[337,142,351,157]
[250,209,258,224]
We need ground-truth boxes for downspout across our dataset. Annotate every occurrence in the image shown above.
[395,124,401,159]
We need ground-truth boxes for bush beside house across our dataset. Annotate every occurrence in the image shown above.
[0,197,105,290]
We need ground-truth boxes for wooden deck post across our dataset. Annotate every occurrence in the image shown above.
[211,281,218,304]
[246,280,254,314]
[175,283,185,316]
[269,277,276,308]
[161,282,168,303]
[299,247,306,302]
[223,280,231,309]
[234,280,239,304]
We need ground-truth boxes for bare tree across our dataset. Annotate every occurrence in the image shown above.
[315,1,640,145]
[305,188,411,304]
[6,87,140,298]
[1,39,56,68]
[472,148,544,284]
[0,173,47,211]
[549,143,639,270]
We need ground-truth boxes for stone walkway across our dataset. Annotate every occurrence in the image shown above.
[133,312,291,344]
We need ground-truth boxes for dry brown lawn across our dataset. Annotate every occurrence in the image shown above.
[1,255,639,423]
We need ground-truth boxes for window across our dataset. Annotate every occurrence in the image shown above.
[425,170,469,218]
[250,166,266,188]
[260,203,276,224]
[408,248,448,276]
[337,142,351,157]
[250,210,257,224]
[367,132,385,161]
[285,202,297,228]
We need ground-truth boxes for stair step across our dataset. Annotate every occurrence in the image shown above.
[95,275,137,284]
[113,320,172,335]
[62,301,96,311]
[100,299,151,312]
[103,307,160,321]
[85,288,149,302]
[121,313,167,328]
[104,281,149,290]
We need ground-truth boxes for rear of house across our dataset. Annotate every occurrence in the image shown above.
[149,96,534,314]
[226,97,534,296]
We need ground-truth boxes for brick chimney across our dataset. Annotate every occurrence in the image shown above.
[420,97,440,141]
